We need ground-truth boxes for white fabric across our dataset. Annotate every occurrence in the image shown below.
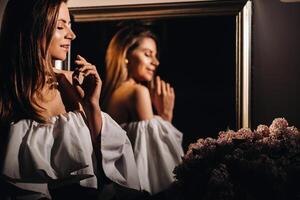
[1,111,140,199]
[121,116,184,194]
[100,112,140,189]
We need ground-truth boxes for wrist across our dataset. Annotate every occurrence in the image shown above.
[82,101,102,143]
[84,100,100,109]
[160,112,173,122]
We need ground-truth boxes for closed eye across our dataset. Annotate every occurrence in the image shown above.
[57,19,72,30]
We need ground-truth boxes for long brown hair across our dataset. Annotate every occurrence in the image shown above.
[102,25,158,110]
[0,0,67,125]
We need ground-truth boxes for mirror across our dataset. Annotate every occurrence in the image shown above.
[69,0,251,150]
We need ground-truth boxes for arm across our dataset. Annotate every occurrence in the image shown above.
[132,85,154,121]
[83,102,102,143]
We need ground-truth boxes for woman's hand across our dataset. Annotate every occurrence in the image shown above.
[149,76,175,122]
[73,55,102,107]
[73,55,102,142]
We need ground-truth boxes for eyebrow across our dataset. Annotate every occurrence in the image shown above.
[57,19,71,25]
[142,48,157,54]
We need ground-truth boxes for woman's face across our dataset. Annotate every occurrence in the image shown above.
[49,2,75,61]
[127,37,159,82]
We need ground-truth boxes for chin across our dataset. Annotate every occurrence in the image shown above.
[145,75,153,81]
[53,55,67,61]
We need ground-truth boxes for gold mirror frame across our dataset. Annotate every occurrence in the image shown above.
[69,0,252,129]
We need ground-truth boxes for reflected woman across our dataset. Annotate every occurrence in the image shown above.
[102,25,184,194]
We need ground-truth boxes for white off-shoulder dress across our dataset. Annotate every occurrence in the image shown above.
[121,116,184,194]
[1,111,141,199]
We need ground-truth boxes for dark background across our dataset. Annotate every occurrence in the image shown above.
[251,0,300,129]
[71,16,236,151]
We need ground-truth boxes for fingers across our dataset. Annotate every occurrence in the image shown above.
[161,80,167,95]
[76,54,87,62]
[77,64,96,75]
[75,59,91,67]
[166,83,171,93]
[153,76,175,96]
[150,76,175,122]
[155,76,161,95]
[73,56,102,105]
[149,78,155,91]
[75,55,100,77]
[75,54,92,69]
[170,87,175,97]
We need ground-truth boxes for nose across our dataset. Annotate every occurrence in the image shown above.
[66,27,76,40]
[152,57,159,67]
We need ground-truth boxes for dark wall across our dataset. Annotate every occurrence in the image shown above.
[0,0,8,30]
[252,0,300,128]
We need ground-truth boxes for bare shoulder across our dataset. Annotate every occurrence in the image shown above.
[132,84,151,101]
[109,83,153,122]
[111,82,150,103]
[131,84,153,120]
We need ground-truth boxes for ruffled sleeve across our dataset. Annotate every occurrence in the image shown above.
[121,116,184,194]
[100,112,140,190]
[1,111,97,199]
[1,111,141,199]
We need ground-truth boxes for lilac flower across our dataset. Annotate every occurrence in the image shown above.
[174,118,300,200]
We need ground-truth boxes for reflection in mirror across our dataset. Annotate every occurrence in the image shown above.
[69,0,250,151]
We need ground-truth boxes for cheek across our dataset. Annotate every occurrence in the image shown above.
[134,60,147,74]
[135,57,149,68]
[128,57,140,70]
[48,32,67,60]
[50,31,64,48]
[127,54,149,75]
[51,33,59,44]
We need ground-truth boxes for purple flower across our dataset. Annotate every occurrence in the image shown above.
[174,117,300,200]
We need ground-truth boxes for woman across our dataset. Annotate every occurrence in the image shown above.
[0,0,142,199]
[102,25,184,194]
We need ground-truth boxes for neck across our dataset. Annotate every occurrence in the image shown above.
[126,78,137,85]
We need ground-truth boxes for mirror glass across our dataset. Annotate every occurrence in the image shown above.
[69,0,248,150]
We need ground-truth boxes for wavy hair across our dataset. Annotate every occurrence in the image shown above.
[0,0,67,125]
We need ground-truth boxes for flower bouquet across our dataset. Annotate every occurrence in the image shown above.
[174,118,300,200]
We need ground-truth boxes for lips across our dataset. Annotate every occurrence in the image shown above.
[147,68,155,75]
[60,44,70,51]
